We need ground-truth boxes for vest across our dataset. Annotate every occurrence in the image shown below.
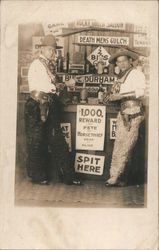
[39,57,56,84]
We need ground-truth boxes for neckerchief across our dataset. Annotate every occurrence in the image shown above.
[118,66,133,79]
[112,67,134,94]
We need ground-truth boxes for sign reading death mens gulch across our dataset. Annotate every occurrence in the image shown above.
[74,153,105,175]
[78,36,129,46]
[76,105,106,150]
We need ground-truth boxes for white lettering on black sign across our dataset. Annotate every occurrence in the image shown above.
[60,123,72,151]
[110,118,117,139]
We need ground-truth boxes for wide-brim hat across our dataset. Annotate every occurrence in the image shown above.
[40,34,63,49]
[109,48,138,64]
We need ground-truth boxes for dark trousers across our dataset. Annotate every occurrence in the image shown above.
[25,95,75,183]
[25,98,49,182]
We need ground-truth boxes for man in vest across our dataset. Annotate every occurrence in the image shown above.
[25,34,81,185]
[105,48,146,187]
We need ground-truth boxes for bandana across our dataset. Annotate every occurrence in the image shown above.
[118,66,133,79]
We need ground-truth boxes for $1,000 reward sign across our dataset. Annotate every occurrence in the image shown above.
[76,105,106,150]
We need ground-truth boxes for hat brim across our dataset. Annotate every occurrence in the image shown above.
[56,45,63,49]
[109,50,138,64]
[39,45,63,49]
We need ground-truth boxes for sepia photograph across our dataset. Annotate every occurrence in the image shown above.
[0,1,158,249]
[15,20,149,208]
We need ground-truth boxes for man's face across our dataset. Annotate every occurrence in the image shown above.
[41,46,56,60]
[116,56,132,72]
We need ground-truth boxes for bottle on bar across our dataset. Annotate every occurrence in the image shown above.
[103,66,109,74]
[57,56,63,73]
[63,57,67,73]
[86,63,90,74]
[80,79,88,104]
[66,52,69,73]
[98,83,105,104]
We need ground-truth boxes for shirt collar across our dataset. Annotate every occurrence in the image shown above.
[118,66,133,79]
[39,54,49,63]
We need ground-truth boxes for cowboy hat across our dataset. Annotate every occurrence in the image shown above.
[40,34,63,49]
[109,48,138,64]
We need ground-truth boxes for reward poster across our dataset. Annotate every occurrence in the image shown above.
[76,105,106,150]
[75,153,105,175]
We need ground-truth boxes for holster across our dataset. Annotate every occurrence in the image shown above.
[30,91,52,122]
[121,99,144,131]
[121,114,134,131]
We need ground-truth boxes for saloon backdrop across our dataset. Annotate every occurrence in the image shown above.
[17,20,150,183]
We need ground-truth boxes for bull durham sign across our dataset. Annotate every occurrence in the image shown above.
[64,74,116,84]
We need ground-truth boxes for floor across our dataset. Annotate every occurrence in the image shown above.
[15,166,147,208]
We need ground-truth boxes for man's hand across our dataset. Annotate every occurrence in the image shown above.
[65,78,76,88]
[109,94,122,101]
[55,82,65,92]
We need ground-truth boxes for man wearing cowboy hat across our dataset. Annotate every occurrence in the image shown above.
[105,48,146,187]
[25,34,81,185]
